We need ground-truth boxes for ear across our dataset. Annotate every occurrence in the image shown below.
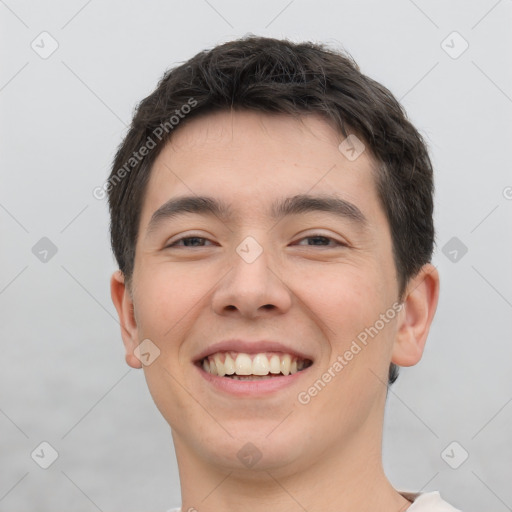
[110,270,142,369]
[391,263,440,367]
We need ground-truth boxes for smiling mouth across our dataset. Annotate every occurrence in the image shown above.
[196,351,314,380]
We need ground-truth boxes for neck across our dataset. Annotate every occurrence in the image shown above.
[171,397,412,512]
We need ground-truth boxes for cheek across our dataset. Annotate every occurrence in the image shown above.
[302,264,378,336]
[134,264,206,340]
[307,265,395,371]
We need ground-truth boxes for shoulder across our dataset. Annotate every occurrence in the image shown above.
[399,490,463,511]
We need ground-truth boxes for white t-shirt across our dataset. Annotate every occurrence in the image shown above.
[400,490,462,511]
[167,491,462,511]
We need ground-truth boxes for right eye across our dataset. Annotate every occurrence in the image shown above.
[165,236,215,248]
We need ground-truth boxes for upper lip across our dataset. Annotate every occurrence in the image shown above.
[193,340,315,363]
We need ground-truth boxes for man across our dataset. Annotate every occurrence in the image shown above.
[108,35,461,511]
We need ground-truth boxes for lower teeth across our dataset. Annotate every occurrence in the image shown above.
[224,373,292,380]
[225,374,284,380]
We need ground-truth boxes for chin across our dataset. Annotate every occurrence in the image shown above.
[197,427,309,473]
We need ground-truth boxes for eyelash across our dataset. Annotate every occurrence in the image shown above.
[165,234,346,249]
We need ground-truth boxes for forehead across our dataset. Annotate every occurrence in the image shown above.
[138,110,386,234]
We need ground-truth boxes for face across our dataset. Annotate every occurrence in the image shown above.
[113,110,424,474]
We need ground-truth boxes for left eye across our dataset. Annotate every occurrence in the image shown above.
[166,235,344,248]
[294,235,345,247]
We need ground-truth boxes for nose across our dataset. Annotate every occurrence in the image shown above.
[211,237,293,319]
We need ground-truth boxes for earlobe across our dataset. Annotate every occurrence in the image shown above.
[110,270,142,369]
[391,263,440,367]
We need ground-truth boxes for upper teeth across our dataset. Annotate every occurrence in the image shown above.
[202,352,307,377]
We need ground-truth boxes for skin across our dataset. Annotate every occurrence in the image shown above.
[111,110,439,512]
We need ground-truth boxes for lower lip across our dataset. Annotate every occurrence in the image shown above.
[195,363,312,396]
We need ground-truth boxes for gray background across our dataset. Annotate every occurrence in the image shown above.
[1,0,511,510]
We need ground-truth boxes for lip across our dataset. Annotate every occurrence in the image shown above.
[195,361,313,396]
[193,339,315,364]
[193,339,315,397]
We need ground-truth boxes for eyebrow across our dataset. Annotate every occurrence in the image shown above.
[145,194,369,237]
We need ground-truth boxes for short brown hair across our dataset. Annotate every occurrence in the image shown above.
[107,35,435,386]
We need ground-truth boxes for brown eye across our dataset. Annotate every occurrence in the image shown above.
[294,235,345,247]
[166,236,213,248]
